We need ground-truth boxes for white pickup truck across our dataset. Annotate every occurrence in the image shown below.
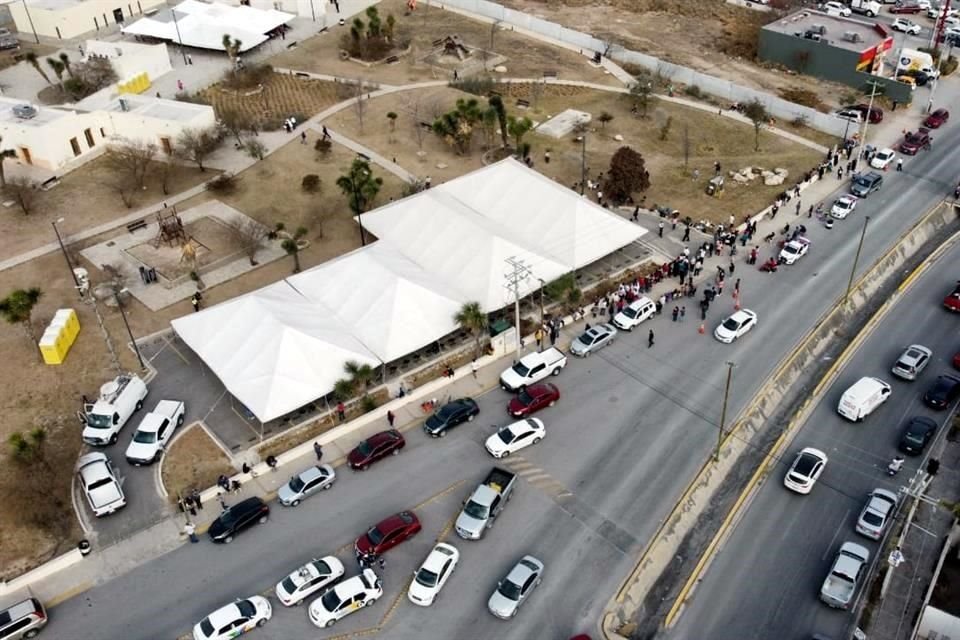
[455,467,517,540]
[125,400,186,466]
[499,347,567,392]
[81,374,149,446]
[820,542,870,609]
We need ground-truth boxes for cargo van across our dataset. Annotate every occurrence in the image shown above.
[838,377,891,421]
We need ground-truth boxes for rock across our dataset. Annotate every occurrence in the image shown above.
[613,134,624,141]
[493,65,507,73]
[763,169,787,186]
[732,173,750,184]
[436,162,448,169]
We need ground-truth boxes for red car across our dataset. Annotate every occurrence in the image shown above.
[853,103,884,123]
[347,429,405,470]
[890,3,922,13]
[924,108,950,129]
[508,383,560,418]
[945,282,960,312]
[952,350,960,370]
[355,510,421,557]
[900,128,930,155]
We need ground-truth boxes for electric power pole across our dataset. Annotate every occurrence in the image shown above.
[715,361,735,462]
[856,80,882,163]
[504,257,534,356]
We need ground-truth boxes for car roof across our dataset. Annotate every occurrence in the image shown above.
[77,455,112,483]
[298,465,329,483]
[902,345,931,360]
[376,510,417,531]
[422,543,458,571]
[221,497,265,518]
[367,430,401,445]
[506,556,542,582]
[208,601,243,626]
[729,309,755,321]
[799,447,827,461]
[332,572,374,599]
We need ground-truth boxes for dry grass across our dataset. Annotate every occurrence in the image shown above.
[160,425,234,503]
[269,0,620,86]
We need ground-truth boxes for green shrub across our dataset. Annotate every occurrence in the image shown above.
[450,76,496,96]
[683,84,702,98]
[361,395,378,413]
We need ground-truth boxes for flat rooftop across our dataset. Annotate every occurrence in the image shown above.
[0,97,71,127]
[22,0,87,10]
[764,10,889,52]
[101,95,211,122]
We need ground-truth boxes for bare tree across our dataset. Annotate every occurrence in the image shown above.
[399,94,427,152]
[352,79,367,132]
[100,139,157,207]
[219,106,253,146]
[176,128,222,172]
[228,217,269,265]
[244,139,266,160]
[682,123,691,169]
[3,177,38,215]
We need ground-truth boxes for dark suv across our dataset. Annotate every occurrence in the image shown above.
[850,172,883,198]
[209,497,270,543]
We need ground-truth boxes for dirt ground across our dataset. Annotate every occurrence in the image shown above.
[326,82,823,224]
[160,425,234,504]
[0,42,58,73]
[1,156,210,258]
[269,0,620,87]
[498,0,854,109]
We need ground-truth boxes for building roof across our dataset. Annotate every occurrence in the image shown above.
[0,97,71,128]
[763,10,889,52]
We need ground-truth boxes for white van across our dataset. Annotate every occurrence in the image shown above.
[837,377,891,421]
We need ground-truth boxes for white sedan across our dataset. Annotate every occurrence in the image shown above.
[891,18,922,34]
[485,418,546,458]
[869,147,897,170]
[821,1,851,16]
[714,309,758,343]
[77,452,126,517]
[193,596,272,640]
[408,543,460,606]
[308,569,383,628]
[831,194,858,219]
[783,447,828,494]
[779,237,810,265]
[275,556,345,606]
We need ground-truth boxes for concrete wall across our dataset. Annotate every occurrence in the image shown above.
[84,41,172,86]
[10,0,166,40]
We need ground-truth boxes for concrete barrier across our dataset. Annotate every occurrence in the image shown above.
[0,549,84,598]
[602,201,960,638]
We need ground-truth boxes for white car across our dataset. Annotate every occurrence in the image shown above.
[308,569,383,628]
[831,194,858,219]
[928,6,958,18]
[836,108,864,123]
[714,309,757,343]
[488,555,544,619]
[277,464,336,507]
[779,237,810,265]
[275,556,345,606]
[612,296,656,331]
[485,418,546,458]
[408,543,460,606]
[891,17,922,34]
[822,1,852,15]
[124,399,185,466]
[784,447,828,494]
[869,148,897,170]
[193,596,272,640]
[855,489,898,540]
[76,452,126,517]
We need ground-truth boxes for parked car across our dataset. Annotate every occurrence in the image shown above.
[408,543,460,606]
[779,237,810,265]
[902,69,930,86]
[193,596,271,640]
[899,416,938,455]
[820,542,870,609]
[308,569,383,628]
[485,418,546,458]
[612,296,656,331]
[923,374,960,409]
[499,347,567,392]
[944,282,960,312]
[783,447,828,494]
[890,3,923,14]
[569,323,617,357]
[423,398,479,437]
[507,383,560,418]
[277,464,336,507]
[831,195,858,219]
[0,28,20,51]
[837,376,892,421]
[208,497,270,543]
[891,344,932,380]
[856,489,899,540]
[0,597,47,639]
[714,309,758,343]
[850,171,884,197]
[899,128,931,155]
[892,16,923,31]
[347,429,404,470]
[821,1,852,15]
[836,108,864,124]
[869,148,897,170]
[924,108,950,128]
[274,556,345,607]
[853,103,884,123]
[355,511,421,557]
[488,555,544,619]
[455,467,517,540]
[76,452,126,517]
[124,399,185,465]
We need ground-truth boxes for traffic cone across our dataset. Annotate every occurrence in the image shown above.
[698,322,705,334]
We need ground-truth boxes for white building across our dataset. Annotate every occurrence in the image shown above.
[9,0,168,41]
[83,39,172,87]
[0,94,215,171]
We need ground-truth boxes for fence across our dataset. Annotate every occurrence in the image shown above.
[436,0,848,137]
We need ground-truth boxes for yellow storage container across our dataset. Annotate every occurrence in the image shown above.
[52,308,79,342]
[39,328,66,365]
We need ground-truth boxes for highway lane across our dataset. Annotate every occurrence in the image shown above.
[45,110,960,639]
[665,227,960,639]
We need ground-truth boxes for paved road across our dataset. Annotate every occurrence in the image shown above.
[53,95,960,640]
[664,216,960,637]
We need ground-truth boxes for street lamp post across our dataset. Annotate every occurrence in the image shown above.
[537,278,546,327]
[715,361,736,462]
[114,289,146,370]
[844,215,871,305]
[21,0,39,44]
[171,7,188,66]
[52,218,82,298]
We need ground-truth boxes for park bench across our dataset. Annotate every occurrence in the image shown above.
[515,99,530,109]
[543,70,558,79]
[39,176,60,191]
[385,55,399,64]
[295,72,310,78]
[356,152,371,162]
[126,219,148,233]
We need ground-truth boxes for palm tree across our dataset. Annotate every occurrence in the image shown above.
[280,227,308,273]
[454,301,488,358]
[333,378,355,402]
[0,287,43,343]
[0,135,17,187]
[25,52,51,85]
[46,57,65,91]
[344,360,376,392]
[222,34,243,76]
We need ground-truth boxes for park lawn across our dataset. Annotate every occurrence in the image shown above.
[161,425,235,504]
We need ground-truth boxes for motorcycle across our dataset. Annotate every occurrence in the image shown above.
[888,456,905,476]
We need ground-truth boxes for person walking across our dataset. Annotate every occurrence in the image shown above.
[734,278,741,295]
[897,158,903,172]
[648,330,655,348]
[680,306,686,322]
[314,441,323,461]
[191,294,201,312]
[300,131,307,144]
[185,522,198,543]
[471,359,479,378]
[336,401,346,422]
[795,200,801,215]
[378,556,386,571]
[322,125,331,141]
[534,327,544,351]
[266,455,278,472]
[185,494,197,517]
[671,306,679,322]
[387,410,395,427]
[242,462,256,478]
[658,221,664,238]
[682,225,691,242]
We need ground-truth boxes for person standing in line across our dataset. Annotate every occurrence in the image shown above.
[648,330,655,348]
[680,306,686,322]
[314,441,323,461]
[671,306,679,322]
[191,488,203,511]
[387,410,395,427]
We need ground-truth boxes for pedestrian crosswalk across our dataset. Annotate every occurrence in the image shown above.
[498,456,574,502]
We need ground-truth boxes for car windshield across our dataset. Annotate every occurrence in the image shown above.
[199,618,214,637]
[133,430,156,444]
[862,510,884,526]
[623,306,639,318]
[498,579,522,601]
[578,331,593,344]
[463,499,489,519]
[87,478,113,491]
[795,454,818,475]
[854,176,871,187]
[721,318,740,331]
[356,441,372,456]
[281,576,298,594]
[837,200,851,209]
[496,428,515,445]
[367,526,385,546]
[517,389,534,405]
[85,414,112,429]
[416,568,439,588]
[236,600,255,618]
[512,362,530,377]
[784,245,798,254]
[320,589,342,612]
[288,476,305,493]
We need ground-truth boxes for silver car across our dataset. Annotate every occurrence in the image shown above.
[488,555,543,619]
[891,344,932,381]
[855,488,898,540]
[569,323,617,357]
[277,464,336,506]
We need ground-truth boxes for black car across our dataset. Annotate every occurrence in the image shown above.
[923,374,960,410]
[903,69,930,86]
[423,397,479,437]
[208,497,270,543]
[898,416,938,455]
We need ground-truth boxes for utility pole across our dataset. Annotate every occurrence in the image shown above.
[171,7,188,66]
[20,0,39,44]
[52,218,82,298]
[856,80,882,163]
[537,278,546,327]
[114,289,146,370]
[844,215,871,305]
[504,257,534,356]
[579,128,587,196]
[714,361,735,462]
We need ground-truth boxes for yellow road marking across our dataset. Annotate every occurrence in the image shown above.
[46,581,94,608]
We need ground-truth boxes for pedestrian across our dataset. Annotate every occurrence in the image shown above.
[658,221,664,238]
[648,330,655,348]
[185,494,197,517]
[191,295,200,312]
[314,441,323,461]
[550,326,558,346]
[795,200,801,215]
[544,150,550,164]
[387,410,395,427]
[322,125,331,140]
[218,493,227,510]
[217,474,229,492]
[680,306,686,322]
[177,79,184,91]
[266,455,278,472]
[729,261,735,275]
[231,479,242,493]
[185,522,198,543]
[897,158,903,172]
[453,69,459,81]
[300,131,307,144]
[336,401,346,422]
[471,359,479,378]
[682,225,690,242]
[535,327,544,350]
[808,204,814,218]
[837,167,843,180]
[631,205,640,222]
[334,0,340,12]
[734,278,741,294]
[242,462,256,477]
[378,556,386,571]
[672,306,679,322]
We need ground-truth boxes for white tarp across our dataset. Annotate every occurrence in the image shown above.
[121,0,293,52]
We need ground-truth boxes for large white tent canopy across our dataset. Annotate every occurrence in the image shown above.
[172,159,644,422]
[122,0,293,52]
